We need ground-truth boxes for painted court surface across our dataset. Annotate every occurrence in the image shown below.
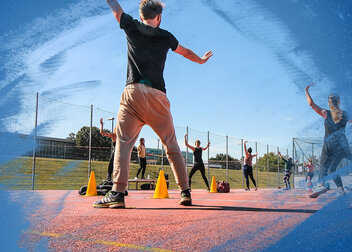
[7,189,349,251]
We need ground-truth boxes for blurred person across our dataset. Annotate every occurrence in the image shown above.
[304,158,314,184]
[305,83,352,197]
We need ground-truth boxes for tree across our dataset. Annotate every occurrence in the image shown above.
[66,132,76,141]
[257,152,286,172]
[209,153,242,170]
[75,126,112,147]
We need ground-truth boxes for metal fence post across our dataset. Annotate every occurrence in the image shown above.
[267,144,269,187]
[290,141,293,188]
[277,147,280,187]
[186,126,189,173]
[226,135,229,183]
[241,139,244,188]
[88,105,93,179]
[161,144,164,170]
[31,92,39,190]
[255,142,258,185]
[207,131,210,182]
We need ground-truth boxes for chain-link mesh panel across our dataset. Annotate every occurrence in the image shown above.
[228,136,243,189]
[0,92,37,189]
[208,133,227,183]
[0,92,291,190]
[34,95,91,189]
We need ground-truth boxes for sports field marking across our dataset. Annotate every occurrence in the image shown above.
[29,231,174,252]
[194,198,328,205]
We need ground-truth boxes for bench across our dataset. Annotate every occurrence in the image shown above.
[127,179,169,190]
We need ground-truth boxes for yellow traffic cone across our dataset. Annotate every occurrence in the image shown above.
[210,176,217,193]
[85,171,98,196]
[153,170,169,199]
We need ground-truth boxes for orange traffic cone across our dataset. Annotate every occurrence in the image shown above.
[210,176,217,193]
[85,171,98,196]
[153,170,169,199]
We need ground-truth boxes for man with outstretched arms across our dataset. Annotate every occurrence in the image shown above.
[94,0,213,208]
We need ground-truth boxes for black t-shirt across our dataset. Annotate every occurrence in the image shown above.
[193,148,203,164]
[120,13,179,93]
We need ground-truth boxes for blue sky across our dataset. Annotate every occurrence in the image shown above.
[0,0,351,151]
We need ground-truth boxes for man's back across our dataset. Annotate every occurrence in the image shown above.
[120,13,178,93]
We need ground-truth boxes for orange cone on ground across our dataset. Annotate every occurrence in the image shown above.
[153,170,169,199]
[85,171,98,196]
[210,176,217,193]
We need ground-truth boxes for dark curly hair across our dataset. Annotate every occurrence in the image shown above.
[139,0,163,20]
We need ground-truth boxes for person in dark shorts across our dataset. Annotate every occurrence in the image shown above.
[305,83,352,195]
[243,141,258,191]
[184,134,210,191]
[304,158,314,183]
[99,118,116,182]
[136,138,152,179]
[278,151,294,190]
[94,0,213,208]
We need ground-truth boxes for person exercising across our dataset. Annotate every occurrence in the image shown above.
[305,83,352,196]
[94,0,213,208]
[304,158,314,183]
[278,151,294,190]
[99,118,116,182]
[185,134,210,191]
[243,141,258,191]
[136,138,152,179]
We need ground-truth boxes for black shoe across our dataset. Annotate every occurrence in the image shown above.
[93,191,125,208]
[179,189,192,206]
[245,188,250,191]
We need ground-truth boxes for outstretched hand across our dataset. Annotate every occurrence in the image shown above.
[305,82,315,91]
[200,51,213,64]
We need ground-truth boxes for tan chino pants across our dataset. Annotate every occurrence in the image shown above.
[113,83,189,192]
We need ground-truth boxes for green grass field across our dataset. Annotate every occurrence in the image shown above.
[0,157,291,190]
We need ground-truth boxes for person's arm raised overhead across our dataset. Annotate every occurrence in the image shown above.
[305,83,327,119]
[174,44,213,64]
[244,141,249,156]
[106,0,124,23]
[99,118,116,138]
[202,142,210,151]
[184,134,195,152]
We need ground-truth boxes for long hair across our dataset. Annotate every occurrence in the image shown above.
[328,94,342,123]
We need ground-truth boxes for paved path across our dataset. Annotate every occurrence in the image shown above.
[6,188,346,251]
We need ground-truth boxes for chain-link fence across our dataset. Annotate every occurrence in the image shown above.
[0,92,291,190]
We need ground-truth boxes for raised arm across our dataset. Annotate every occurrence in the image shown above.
[106,0,124,23]
[99,118,116,138]
[184,134,195,152]
[174,44,213,64]
[305,83,327,119]
[278,151,287,163]
[202,142,210,151]
[243,141,249,156]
